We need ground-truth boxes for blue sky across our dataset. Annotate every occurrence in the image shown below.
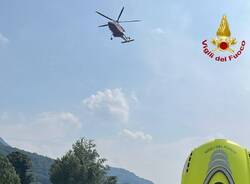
[1,0,250,184]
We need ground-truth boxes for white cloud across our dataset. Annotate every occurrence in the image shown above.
[0,33,9,45]
[38,112,81,128]
[122,129,152,142]
[83,88,130,122]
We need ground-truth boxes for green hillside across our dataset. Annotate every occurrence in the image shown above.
[0,142,53,184]
[109,167,153,184]
[0,138,154,184]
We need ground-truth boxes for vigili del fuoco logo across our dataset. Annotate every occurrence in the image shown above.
[202,15,246,62]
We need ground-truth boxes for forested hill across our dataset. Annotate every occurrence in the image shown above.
[109,167,154,184]
[0,137,154,184]
[0,139,53,184]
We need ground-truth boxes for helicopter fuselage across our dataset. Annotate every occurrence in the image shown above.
[108,21,125,37]
[96,7,139,43]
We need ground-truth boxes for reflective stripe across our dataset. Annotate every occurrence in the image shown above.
[203,167,234,184]
[203,149,235,184]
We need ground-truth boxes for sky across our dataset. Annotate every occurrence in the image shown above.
[1,0,250,184]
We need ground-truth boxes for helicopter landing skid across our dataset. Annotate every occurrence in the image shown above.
[121,39,134,44]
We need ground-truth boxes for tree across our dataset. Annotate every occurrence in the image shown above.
[104,176,117,184]
[49,137,117,184]
[7,152,34,184]
[0,154,21,184]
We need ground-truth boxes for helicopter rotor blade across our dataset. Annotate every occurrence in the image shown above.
[96,11,114,21]
[117,7,124,21]
[98,24,108,27]
[118,20,141,23]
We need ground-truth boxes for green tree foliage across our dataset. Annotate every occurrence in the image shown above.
[7,152,34,184]
[49,138,117,184]
[104,176,117,184]
[0,154,21,184]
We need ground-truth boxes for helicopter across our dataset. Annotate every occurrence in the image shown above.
[96,7,141,43]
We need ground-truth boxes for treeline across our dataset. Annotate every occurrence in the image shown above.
[0,138,117,184]
[0,151,33,184]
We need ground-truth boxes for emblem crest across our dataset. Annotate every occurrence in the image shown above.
[202,15,246,62]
